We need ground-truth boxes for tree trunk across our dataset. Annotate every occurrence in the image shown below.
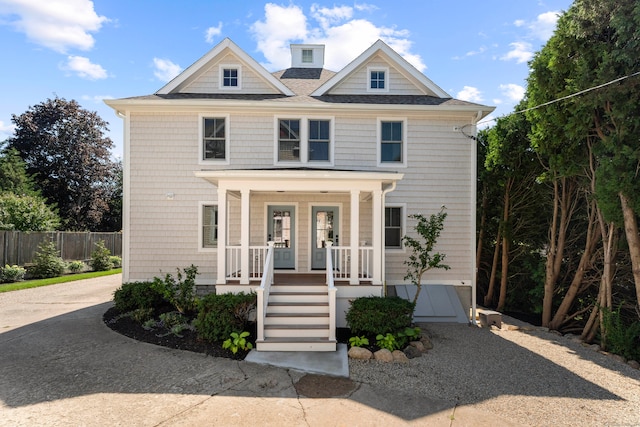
[548,200,599,330]
[497,236,510,312]
[483,228,501,306]
[542,180,560,327]
[620,192,640,307]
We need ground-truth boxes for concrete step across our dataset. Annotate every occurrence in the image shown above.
[265,312,329,325]
[255,337,336,352]
[264,324,329,338]
[267,302,329,314]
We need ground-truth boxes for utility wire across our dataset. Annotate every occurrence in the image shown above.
[473,69,640,128]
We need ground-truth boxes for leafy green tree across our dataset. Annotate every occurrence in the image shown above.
[403,208,450,308]
[0,147,39,196]
[7,97,116,231]
[0,193,60,231]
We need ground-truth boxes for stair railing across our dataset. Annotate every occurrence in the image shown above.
[256,241,275,343]
[325,241,337,343]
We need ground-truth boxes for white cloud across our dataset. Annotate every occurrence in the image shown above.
[457,86,483,103]
[153,58,182,82]
[513,19,525,27]
[501,41,533,64]
[0,0,108,53]
[492,98,503,105]
[81,94,114,103]
[529,11,561,41]
[0,120,15,141]
[250,3,425,72]
[499,83,525,102]
[62,55,108,80]
[205,22,223,44]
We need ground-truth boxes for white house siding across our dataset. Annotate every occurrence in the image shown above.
[329,57,424,95]
[181,52,280,95]
[128,112,218,282]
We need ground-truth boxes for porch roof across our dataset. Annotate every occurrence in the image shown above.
[194,168,403,192]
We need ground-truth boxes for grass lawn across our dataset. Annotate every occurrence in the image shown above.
[0,268,122,293]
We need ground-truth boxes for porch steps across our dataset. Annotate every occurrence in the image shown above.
[257,278,336,352]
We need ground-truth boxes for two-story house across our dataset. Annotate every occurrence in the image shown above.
[105,38,493,351]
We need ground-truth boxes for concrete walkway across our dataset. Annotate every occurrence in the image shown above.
[0,274,512,426]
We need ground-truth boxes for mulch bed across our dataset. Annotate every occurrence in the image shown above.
[103,306,250,360]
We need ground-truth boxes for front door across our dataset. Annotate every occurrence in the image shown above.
[311,206,339,270]
[268,205,295,269]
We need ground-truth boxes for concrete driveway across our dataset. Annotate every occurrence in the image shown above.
[0,275,509,426]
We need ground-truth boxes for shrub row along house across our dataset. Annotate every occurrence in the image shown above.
[106,38,494,351]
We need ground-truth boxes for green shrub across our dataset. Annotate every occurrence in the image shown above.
[376,333,399,351]
[90,240,113,271]
[195,292,257,343]
[113,281,165,313]
[1,264,26,282]
[222,331,253,354]
[345,296,413,336]
[151,265,199,314]
[348,335,369,348]
[30,240,66,279]
[601,305,640,361]
[67,260,85,273]
[109,256,122,268]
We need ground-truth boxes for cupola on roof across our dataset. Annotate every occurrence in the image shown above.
[290,44,325,68]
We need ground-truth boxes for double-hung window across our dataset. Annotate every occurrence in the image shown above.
[378,118,406,166]
[308,119,330,162]
[276,117,333,164]
[201,204,218,249]
[202,117,227,161]
[302,49,313,64]
[385,206,403,249]
[278,119,301,161]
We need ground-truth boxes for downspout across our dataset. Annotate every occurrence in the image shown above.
[381,181,397,296]
[470,110,483,325]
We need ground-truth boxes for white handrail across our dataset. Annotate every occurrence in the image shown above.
[325,242,337,342]
[256,241,275,342]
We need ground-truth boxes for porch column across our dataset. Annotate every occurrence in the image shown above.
[216,187,228,284]
[372,189,383,285]
[350,189,360,285]
[240,188,250,285]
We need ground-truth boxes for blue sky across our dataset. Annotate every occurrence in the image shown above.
[0,0,573,158]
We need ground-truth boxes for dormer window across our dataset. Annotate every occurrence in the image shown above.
[219,65,242,90]
[302,49,313,64]
[368,66,389,92]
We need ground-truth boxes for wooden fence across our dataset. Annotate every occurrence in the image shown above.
[0,231,122,266]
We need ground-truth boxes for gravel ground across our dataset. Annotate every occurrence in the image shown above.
[349,316,640,427]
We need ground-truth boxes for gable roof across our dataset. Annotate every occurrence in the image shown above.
[310,39,450,98]
[155,38,294,96]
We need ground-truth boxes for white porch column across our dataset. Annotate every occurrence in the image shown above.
[216,187,227,285]
[372,189,383,285]
[240,188,250,284]
[349,189,360,285]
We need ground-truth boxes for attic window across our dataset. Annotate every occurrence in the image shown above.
[368,67,389,92]
[219,65,242,89]
[302,49,313,63]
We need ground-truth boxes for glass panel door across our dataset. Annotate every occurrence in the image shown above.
[268,205,295,269]
[311,206,339,270]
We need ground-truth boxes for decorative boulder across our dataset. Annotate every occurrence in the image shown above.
[420,336,433,350]
[348,346,373,360]
[374,348,394,363]
[409,341,425,352]
[392,350,409,363]
[403,345,422,359]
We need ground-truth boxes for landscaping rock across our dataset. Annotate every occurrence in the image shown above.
[403,345,422,359]
[374,348,393,362]
[420,336,433,350]
[611,354,626,364]
[628,360,640,370]
[392,350,409,363]
[589,344,601,352]
[409,341,425,352]
[348,346,373,360]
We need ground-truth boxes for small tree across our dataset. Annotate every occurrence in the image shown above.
[90,240,113,271]
[31,240,66,279]
[402,207,450,308]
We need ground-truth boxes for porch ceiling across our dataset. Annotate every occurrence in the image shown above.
[194,169,403,192]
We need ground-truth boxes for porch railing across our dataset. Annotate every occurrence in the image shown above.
[226,245,269,279]
[331,245,374,281]
[325,242,337,343]
[256,242,275,343]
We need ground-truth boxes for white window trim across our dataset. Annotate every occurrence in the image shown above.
[301,49,313,64]
[367,66,389,93]
[198,201,218,253]
[218,64,242,90]
[273,116,334,166]
[199,114,230,166]
[385,203,407,253]
[376,117,407,168]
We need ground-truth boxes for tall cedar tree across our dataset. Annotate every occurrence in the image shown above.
[8,97,116,230]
